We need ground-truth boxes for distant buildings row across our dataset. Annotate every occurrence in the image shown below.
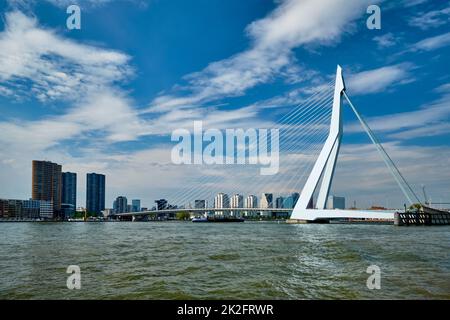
[0,160,346,220]
[209,192,301,210]
[0,160,105,219]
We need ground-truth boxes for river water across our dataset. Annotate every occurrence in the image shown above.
[0,221,449,299]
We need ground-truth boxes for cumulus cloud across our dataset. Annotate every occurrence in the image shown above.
[409,6,450,30]
[346,86,450,140]
[410,32,450,52]
[145,0,378,113]
[373,33,399,48]
[346,64,414,95]
[0,11,132,102]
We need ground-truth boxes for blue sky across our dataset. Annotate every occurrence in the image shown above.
[0,0,449,209]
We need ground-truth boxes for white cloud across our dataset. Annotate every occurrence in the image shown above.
[0,90,149,153]
[146,0,378,113]
[0,11,132,102]
[346,64,414,95]
[410,32,450,52]
[333,141,450,208]
[373,33,399,48]
[346,88,450,139]
[409,6,450,30]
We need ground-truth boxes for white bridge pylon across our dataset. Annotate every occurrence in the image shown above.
[290,65,407,221]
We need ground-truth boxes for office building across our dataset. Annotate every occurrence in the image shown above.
[32,160,62,216]
[38,200,54,219]
[0,199,9,218]
[292,192,300,207]
[131,199,141,212]
[114,196,128,214]
[86,173,105,215]
[230,194,243,208]
[194,200,206,209]
[214,193,229,216]
[245,195,258,208]
[155,199,168,210]
[22,199,41,219]
[214,193,229,208]
[62,172,76,207]
[0,199,22,218]
[260,193,273,209]
[276,196,284,208]
[327,196,345,209]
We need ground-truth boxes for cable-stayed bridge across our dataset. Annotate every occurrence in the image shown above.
[116,65,428,222]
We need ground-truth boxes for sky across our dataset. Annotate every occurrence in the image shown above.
[0,0,449,209]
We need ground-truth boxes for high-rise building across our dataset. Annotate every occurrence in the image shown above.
[62,172,76,215]
[194,200,206,209]
[32,160,62,216]
[155,199,168,210]
[327,196,345,209]
[230,194,243,208]
[86,173,105,215]
[214,193,229,209]
[114,196,128,214]
[245,195,258,208]
[230,194,243,217]
[244,195,258,217]
[131,199,141,212]
[275,196,284,208]
[260,193,273,209]
[291,192,300,207]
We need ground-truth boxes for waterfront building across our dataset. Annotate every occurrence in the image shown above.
[86,173,105,215]
[132,199,141,212]
[62,172,76,213]
[0,199,9,218]
[244,195,258,217]
[22,199,41,219]
[2,199,22,218]
[327,195,345,209]
[60,203,75,219]
[141,207,148,212]
[276,196,284,208]
[245,195,258,208]
[284,195,294,209]
[102,208,114,218]
[230,194,243,208]
[32,160,62,216]
[260,193,273,208]
[214,193,229,216]
[155,199,168,210]
[292,192,300,207]
[194,200,206,209]
[230,194,243,217]
[38,200,54,219]
[214,193,229,208]
[115,196,128,214]
[0,199,53,219]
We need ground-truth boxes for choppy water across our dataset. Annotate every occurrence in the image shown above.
[0,221,449,299]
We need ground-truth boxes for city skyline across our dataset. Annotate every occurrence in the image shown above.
[0,1,449,209]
